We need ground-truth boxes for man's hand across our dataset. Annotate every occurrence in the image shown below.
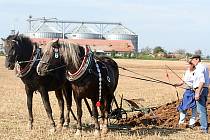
[195,83,204,101]
[195,92,200,101]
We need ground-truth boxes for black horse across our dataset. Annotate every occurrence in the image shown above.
[37,40,119,136]
[1,34,72,132]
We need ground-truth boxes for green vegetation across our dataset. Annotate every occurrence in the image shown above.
[110,46,210,60]
[0,51,4,56]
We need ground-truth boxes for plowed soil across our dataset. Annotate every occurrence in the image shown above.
[119,98,210,129]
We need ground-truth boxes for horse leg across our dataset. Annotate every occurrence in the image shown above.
[39,88,56,133]
[55,89,64,129]
[74,96,82,137]
[63,83,73,127]
[99,98,105,128]
[25,87,33,130]
[91,99,100,137]
[102,95,112,134]
[100,108,106,133]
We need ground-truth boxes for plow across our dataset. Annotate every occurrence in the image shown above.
[69,65,180,125]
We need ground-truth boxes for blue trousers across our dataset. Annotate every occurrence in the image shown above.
[196,87,209,131]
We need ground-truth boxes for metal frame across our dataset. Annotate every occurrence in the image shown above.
[26,16,136,39]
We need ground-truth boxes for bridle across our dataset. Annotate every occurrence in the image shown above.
[9,37,40,77]
[38,44,66,73]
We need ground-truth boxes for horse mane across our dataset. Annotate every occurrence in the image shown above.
[19,35,33,47]
[6,34,33,48]
[6,34,34,60]
[42,40,56,53]
[42,39,84,70]
[62,41,82,70]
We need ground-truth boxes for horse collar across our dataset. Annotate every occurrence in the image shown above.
[66,46,92,81]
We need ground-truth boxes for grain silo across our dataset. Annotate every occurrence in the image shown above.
[103,25,138,52]
[65,24,101,39]
[25,23,63,39]
[26,16,138,52]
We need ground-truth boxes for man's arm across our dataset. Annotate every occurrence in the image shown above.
[194,70,205,100]
[195,82,205,100]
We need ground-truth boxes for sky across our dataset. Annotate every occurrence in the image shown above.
[0,0,210,55]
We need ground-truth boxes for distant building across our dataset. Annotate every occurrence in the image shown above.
[31,38,134,55]
[25,17,138,52]
[0,42,4,54]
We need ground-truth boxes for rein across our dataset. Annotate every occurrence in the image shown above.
[46,65,66,72]
[120,74,176,86]
[119,66,188,90]
[119,66,173,85]
[165,65,192,88]
[18,59,41,64]
[15,45,41,78]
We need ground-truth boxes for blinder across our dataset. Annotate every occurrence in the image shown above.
[53,48,59,59]
[51,42,61,59]
[11,39,21,62]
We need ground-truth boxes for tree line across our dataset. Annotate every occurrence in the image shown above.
[138,46,210,60]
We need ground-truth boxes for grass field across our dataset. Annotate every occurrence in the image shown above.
[0,56,210,140]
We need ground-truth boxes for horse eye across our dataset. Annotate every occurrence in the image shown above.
[45,51,49,55]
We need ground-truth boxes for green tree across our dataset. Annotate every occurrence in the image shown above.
[111,50,116,58]
[174,49,186,55]
[194,49,202,56]
[153,46,165,54]
[140,46,152,55]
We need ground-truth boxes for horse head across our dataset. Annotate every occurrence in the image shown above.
[1,32,20,70]
[37,39,65,76]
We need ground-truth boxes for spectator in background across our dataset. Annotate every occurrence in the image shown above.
[190,55,209,133]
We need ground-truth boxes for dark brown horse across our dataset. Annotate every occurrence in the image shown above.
[37,40,119,136]
[1,34,72,132]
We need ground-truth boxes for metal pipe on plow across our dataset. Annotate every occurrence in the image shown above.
[165,65,180,101]
[165,65,192,88]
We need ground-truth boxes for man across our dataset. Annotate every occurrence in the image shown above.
[190,55,209,133]
[175,60,196,127]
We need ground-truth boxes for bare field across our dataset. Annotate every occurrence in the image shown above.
[0,56,210,140]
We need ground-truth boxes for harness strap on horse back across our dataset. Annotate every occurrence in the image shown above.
[95,59,102,108]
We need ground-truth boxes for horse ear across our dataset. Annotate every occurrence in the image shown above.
[13,31,19,39]
[33,42,38,49]
[1,38,6,41]
[55,38,59,43]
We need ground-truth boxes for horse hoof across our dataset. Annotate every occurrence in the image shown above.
[49,127,56,134]
[63,122,69,128]
[28,123,33,130]
[94,129,101,137]
[75,129,82,137]
[101,128,108,135]
[101,124,108,134]
[57,124,63,132]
